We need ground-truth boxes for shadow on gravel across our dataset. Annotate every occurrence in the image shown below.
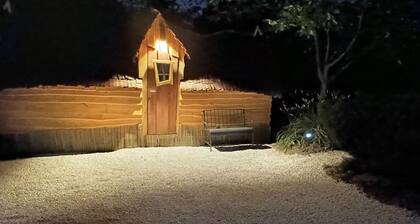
[215,144,271,152]
[0,150,115,161]
[325,160,420,215]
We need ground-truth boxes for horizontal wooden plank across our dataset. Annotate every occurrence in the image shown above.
[179,121,270,126]
[181,91,271,99]
[0,110,142,120]
[6,124,140,152]
[179,108,270,116]
[2,85,141,91]
[0,94,141,104]
[1,118,142,134]
[1,88,141,97]
[0,100,141,115]
[179,103,270,110]
[179,114,270,123]
[181,97,271,105]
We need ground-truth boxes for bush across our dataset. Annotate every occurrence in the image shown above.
[276,109,332,152]
[275,90,348,153]
[327,93,420,179]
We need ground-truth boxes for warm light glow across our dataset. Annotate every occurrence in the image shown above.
[155,40,168,52]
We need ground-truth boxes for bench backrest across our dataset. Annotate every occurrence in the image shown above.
[203,109,246,128]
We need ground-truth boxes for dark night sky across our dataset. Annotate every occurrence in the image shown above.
[1,0,419,94]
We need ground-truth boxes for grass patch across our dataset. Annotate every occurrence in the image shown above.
[276,111,332,154]
[275,90,345,154]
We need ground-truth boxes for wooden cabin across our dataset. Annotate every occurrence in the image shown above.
[0,14,271,154]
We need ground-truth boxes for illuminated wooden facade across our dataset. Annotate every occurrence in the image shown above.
[136,14,271,146]
[0,14,272,153]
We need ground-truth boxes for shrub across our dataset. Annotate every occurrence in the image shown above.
[275,90,348,153]
[276,110,332,152]
[326,93,420,179]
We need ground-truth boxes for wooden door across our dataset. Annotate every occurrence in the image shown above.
[146,59,179,135]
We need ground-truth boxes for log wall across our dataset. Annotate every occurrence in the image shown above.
[0,86,142,133]
[177,91,272,145]
[0,86,272,153]
[0,86,142,153]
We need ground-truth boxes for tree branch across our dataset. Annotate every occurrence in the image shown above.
[330,39,379,81]
[324,25,331,67]
[330,61,353,82]
[171,22,259,39]
[313,32,324,83]
[190,29,255,38]
[327,13,364,68]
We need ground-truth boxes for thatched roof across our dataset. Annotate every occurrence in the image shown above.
[180,79,238,91]
[102,75,239,91]
[102,75,142,88]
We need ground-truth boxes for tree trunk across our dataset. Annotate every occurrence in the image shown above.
[319,78,328,100]
[313,33,328,101]
[317,76,328,116]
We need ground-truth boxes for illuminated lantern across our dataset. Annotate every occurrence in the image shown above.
[155,40,168,52]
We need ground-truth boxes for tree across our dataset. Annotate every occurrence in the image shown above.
[117,0,175,9]
[266,0,366,98]
[205,0,420,93]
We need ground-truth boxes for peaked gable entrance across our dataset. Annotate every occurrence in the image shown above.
[137,13,190,135]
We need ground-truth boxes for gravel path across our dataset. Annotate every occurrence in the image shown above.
[0,147,418,224]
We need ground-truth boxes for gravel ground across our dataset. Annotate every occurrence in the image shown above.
[0,147,418,224]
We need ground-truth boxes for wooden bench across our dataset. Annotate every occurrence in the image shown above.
[203,109,254,150]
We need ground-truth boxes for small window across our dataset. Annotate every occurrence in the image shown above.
[157,63,170,81]
[153,60,174,86]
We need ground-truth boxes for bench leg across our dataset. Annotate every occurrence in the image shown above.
[209,133,213,152]
[251,131,255,145]
[204,130,212,151]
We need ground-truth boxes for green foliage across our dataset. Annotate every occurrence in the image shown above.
[276,110,332,152]
[276,91,349,153]
[264,0,369,37]
[264,1,368,97]
[324,93,420,211]
[327,93,420,165]
[266,1,339,38]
